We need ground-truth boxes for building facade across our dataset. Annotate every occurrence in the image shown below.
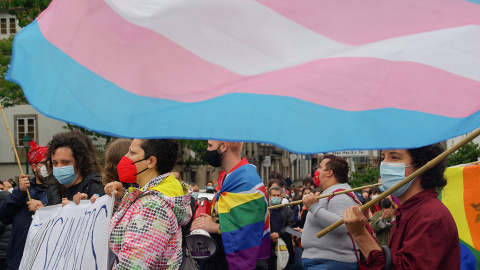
[0,11,19,39]
[0,104,67,182]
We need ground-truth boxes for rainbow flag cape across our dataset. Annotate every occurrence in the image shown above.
[6,0,480,153]
[216,164,269,270]
[442,164,480,270]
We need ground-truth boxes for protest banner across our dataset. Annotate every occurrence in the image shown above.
[19,195,114,270]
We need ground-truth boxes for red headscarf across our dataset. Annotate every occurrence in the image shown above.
[27,141,48,166]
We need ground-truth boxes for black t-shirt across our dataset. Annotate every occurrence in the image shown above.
[65,172,105,200]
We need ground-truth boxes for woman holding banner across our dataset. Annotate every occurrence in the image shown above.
[104,139,192,269]
[343,144,460,269]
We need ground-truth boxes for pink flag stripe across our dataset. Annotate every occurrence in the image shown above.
[257,0,480,45]
[100,0,480,79]
[37,0,480,118]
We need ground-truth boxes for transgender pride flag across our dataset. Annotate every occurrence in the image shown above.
[6,0,480,153]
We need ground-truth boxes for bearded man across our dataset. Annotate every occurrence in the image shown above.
[0,141,49,269]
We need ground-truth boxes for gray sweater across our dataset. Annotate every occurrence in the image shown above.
[301,183,359,263]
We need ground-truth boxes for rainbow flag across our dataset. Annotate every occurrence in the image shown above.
[442,164,480,270]
[6,0,480,153]
[217,164,269,270]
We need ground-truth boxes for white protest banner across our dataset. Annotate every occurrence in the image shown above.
[19,195,114,270]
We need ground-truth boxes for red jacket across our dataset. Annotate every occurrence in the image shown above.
[366,189,460,269]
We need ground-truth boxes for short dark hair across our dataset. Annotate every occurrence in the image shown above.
[47,131,101,177]
[269,171,283,180]
[269,185,282,195]
[368,187,381,197]
[267,179,285,190]
[302,177,314,187]
[407,143,447,190]
[139,139,179,175]
[323,154,349,183]
[207,180,214,185]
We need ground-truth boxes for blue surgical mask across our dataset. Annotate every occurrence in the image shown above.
[379,162,416,197]
[53,165,77,185]
[192,192,199,200]
[270,197,281,206]
[207,186,214,190]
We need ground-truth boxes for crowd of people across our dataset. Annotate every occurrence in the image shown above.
[0,133,462,270]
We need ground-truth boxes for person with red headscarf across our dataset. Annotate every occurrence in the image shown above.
[0,141,49,270]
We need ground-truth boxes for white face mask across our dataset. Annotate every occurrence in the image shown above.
[371,194,379,200]
[39,165,49,178]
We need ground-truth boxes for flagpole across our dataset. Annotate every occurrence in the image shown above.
[0,102,31,201]
[268,183,381,210]
[316,127,480,238]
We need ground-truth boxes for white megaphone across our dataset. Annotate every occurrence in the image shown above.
[186,198,218,259]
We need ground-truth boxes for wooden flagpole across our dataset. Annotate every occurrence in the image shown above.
[268,183,381,210]
[0,102,31,201]
[317,126,480,238]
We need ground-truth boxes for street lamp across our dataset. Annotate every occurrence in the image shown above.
[21,134,32,175]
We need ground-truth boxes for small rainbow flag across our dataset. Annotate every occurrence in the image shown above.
[442,164,480,270]
[217,164,269,270]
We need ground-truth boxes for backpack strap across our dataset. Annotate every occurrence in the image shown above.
[327,188,377,269]
[327,189,361,204]
[348,233,363,268]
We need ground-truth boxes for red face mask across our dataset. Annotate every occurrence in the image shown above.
[116,156,147,183]
[314,170,321,187]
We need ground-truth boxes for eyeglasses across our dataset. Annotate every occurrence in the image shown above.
[35,161,47,167]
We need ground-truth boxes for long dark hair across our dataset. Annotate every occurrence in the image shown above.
[103,138,132,185]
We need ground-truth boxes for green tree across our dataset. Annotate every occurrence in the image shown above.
[447,141,480,167]
[0,35,26,107]
[179,139,208,165]
[63,123,115,164]
[0,0,52,28]
[0,0,53,107]
[349,166,379,188]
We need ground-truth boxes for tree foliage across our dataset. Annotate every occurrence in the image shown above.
[447,141,480,167]
[0,0,52,28]
[0,35,26,107]
[179,140,208,165]
[349,166,379,188]
[64,123,114,146]
[0,0,53,107]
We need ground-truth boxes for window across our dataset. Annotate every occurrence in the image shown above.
[0,16,18,35]
[13,115,38,161]
[1,18,6,34]
[9,18,16,34]
[15,115,37,147]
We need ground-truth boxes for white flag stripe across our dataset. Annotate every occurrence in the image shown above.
[105,0,480,81]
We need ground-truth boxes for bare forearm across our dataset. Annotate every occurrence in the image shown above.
[353,230,382,258]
